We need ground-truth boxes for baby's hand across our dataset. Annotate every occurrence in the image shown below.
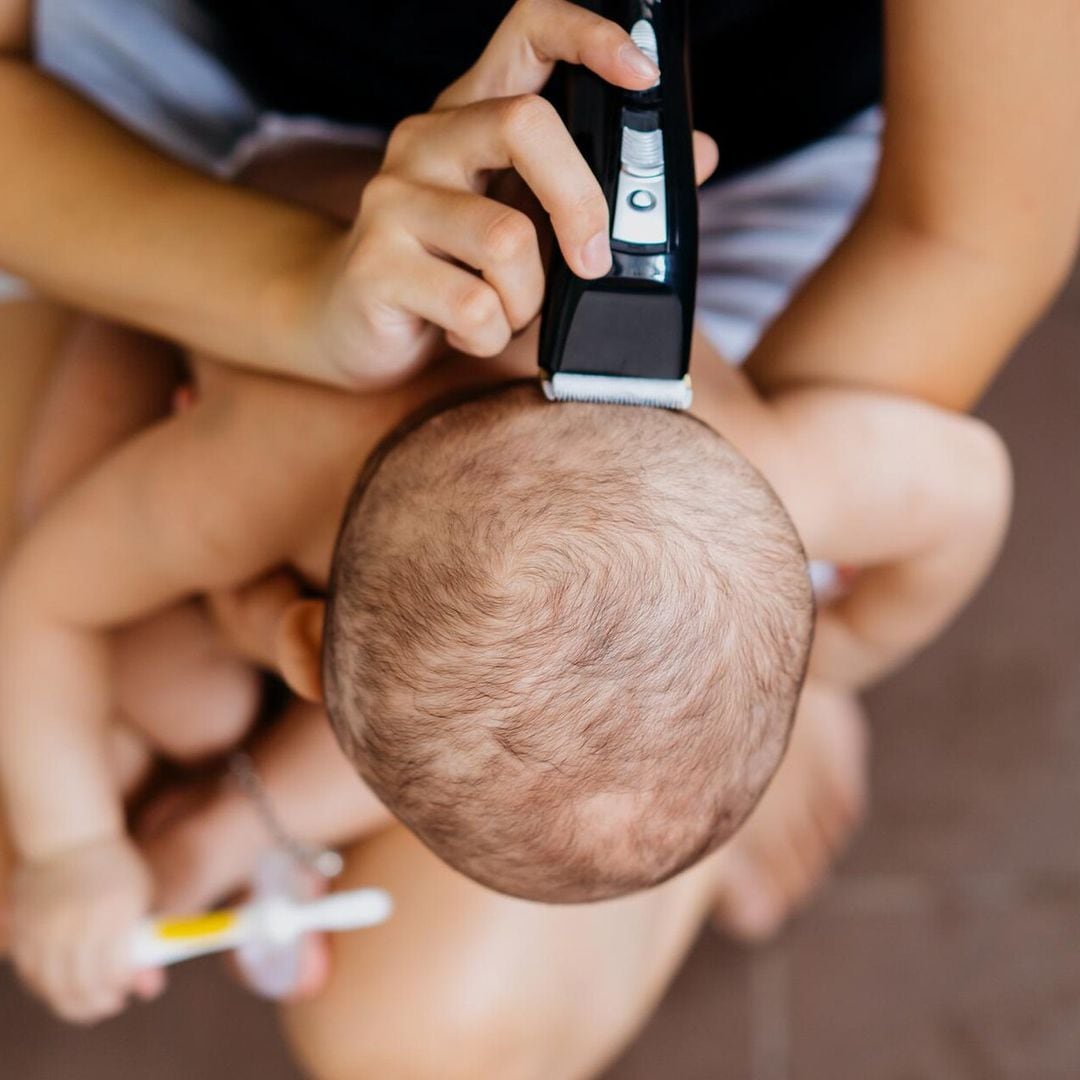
[10,836,162,1023]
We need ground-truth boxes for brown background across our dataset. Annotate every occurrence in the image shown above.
[2,268,1078,1079]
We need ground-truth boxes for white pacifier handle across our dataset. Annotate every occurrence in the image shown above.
[130,887,393,970]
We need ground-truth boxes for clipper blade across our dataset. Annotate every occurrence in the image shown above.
[542,372,692,411]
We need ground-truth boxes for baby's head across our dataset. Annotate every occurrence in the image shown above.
[322,383,812,902]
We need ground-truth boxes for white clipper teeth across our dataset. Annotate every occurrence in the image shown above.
[542,372,692,411]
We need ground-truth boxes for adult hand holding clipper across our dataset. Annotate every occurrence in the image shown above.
[305,0,718,381]
[539,0,700,410]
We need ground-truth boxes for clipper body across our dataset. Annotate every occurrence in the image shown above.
[539,0,697,410]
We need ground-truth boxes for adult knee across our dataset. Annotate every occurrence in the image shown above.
[283,971,554,1080]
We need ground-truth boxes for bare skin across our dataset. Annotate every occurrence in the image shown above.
[0,135,1013,1080]
[0,298,68,552]
[0,0,1058,1054]
[1,0,1077,401]
[0,297,1012,1033]
[709,682,869,940]
[284,822,725,1080]
[0,0,683,387]
[0,314,386,988]
[0,296,68,947]
[747,0,1080,411]
[15,319,180,525]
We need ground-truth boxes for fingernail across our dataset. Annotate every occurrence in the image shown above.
[581,231,611,277]
[620,43,659,83]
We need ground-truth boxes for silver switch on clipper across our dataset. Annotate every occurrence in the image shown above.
[537,0,698,412]
[612,19,667,249]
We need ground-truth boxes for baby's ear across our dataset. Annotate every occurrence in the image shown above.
[276,600,326,703]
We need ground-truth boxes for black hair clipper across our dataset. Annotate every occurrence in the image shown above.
[539,0,697,410]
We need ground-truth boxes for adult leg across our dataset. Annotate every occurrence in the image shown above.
[282,825,718,1080]
[280,676,870,1080]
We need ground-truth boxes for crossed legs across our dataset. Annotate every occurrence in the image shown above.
[283,825,720,1080]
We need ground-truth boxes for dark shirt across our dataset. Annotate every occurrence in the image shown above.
[195,0,881,180]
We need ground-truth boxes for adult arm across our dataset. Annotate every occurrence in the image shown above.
[0,0,343,380]
[746,0,1080,410]
[0,0,678,387]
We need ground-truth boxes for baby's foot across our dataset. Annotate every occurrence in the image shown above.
[709,681,869,942]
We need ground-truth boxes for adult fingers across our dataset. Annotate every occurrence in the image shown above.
[387,96,611,278]
[363,176,545,330]
[693,131,720,187]
[362,238,515,357]
[435,0,658,110]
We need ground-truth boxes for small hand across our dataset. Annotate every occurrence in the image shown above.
[10,836,163,1023]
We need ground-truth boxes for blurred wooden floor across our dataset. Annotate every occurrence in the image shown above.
[3,268,1079,1080]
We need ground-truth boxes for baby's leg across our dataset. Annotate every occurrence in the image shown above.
[710,677,869,941]
[113,601,260,767]
[282,828,719,1080]
[52,604,249,804]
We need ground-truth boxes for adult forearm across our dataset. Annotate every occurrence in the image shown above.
[0,61,341,377]
[746,202,1075,412]
[750,0,1080,412]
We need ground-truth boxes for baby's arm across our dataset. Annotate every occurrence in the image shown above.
[747,0,1080,411]
[0,402,303,1021]
[140,698,390,917]
[11,312,257,782]
[770,389,1012,689]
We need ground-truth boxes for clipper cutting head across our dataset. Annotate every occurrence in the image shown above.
[542,372,693,410]
[537,0,698,413]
